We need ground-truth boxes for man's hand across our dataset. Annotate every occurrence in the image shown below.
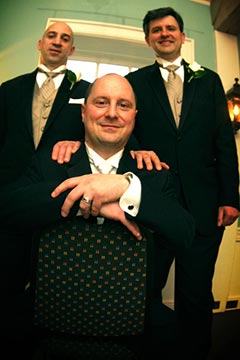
[130,150,169,171]
[99,202,142,240]
[51,141,81,164]
[51,174,129,217]
[217,206,239,227]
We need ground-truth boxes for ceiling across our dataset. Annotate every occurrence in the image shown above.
[210,0,240,35]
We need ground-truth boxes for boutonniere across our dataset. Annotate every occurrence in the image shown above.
[187,61,206,83]
[67,70,81,90]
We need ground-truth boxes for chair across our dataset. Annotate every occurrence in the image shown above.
[31,216,154,360]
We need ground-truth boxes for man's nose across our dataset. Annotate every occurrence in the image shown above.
[106,104,118,118]
[161,28,170,36]
[53,36,62,46]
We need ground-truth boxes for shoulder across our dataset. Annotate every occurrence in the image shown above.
[183,60,220,83]
[71,78,90,98]
[1,70,36,88]
[126,63,157,82]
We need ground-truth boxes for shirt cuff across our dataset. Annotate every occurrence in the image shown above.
[119,172,141,217]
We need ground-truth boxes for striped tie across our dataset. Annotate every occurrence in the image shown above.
[40,72,58,99]
[164,65,183,127]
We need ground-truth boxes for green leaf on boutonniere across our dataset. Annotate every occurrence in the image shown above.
[187,61,206,83]
[67,70,81,90]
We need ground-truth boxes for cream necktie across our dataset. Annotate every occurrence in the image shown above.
[40,72,58,99]
[164,65,183,127]
[38,69,66,99]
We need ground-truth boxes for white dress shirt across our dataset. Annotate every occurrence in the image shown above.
[86,144,141,218]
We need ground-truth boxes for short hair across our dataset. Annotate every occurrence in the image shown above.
[143,7,184,36]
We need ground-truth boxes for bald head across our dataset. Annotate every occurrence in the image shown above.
[38,21,75,70]
[85,73,136,106]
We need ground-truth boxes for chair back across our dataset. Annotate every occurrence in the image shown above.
[32,217,153,359]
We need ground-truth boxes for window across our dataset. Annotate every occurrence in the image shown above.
[67,59,137,82]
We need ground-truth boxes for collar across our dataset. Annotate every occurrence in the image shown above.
[156,56,183,68]
[157,56,184,82]
[38,64,67,73]
[37,65,66,88]
[85,143,124,169]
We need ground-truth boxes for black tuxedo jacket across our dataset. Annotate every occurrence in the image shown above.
[126,61,239,234]
[0,143,195,251]
[0,69,90,185]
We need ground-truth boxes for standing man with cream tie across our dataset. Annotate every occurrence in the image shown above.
[0,21,89,353]
[125,7,239,359]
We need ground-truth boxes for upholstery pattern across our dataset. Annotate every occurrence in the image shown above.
[34,217,148,338]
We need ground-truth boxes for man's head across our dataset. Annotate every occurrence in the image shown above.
[38,21,75,70]
[82,73,137,159]
[143,7,185,62]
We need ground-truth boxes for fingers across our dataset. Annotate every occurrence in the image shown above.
[79,196,93,219]
[51,177,84,198]
[120,218,142,240]
[51,141,81,164]
[51,177,85,217]
[217,206,239,227]
[130,150,168,171]
[61,188,84,217]
[90,198,102,217]
[217,207,223,227]
[161,162,170,170]
[130,150,136,159]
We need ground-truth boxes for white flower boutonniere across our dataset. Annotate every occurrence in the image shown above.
[187,61,206,83]
[67,70,82,90]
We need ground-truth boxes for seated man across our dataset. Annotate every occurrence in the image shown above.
[0,74,195,357]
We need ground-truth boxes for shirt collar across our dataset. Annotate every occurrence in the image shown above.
[38,64,67,73]
[85,143,124,169]
[156,56,183,68]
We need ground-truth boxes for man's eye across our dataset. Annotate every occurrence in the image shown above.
[95,99,108,107]
[152,27,161,33]
[118,102,132,110]
[62,36,70,42]
[167,26,177,31]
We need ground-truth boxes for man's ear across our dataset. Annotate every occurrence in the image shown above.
[37,39,42,51]
[81,103,85,122]
[69,45,75,56]
[145,35,150,47]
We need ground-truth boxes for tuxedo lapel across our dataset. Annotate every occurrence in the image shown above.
[180,62,198,129]
[67,144,92,178]
[22,70,38,141]
[43,72,72,133]
[117,145,141,175]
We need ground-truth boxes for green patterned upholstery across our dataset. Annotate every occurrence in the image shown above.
[32,217,151,359]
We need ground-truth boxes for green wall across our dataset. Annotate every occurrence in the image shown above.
[1,0,216,84]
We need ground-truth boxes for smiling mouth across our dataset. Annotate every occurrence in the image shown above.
[102,125,119,129]
[159,39,173,44]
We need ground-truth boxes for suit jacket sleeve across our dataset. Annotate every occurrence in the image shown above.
[0,151,79,228]
[136,169,195,250]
